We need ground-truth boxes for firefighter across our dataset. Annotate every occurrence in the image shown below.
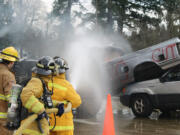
[0,46,19,135]
[50,57,82,135]
[20,56,64,135]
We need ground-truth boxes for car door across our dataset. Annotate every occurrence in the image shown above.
[158,66,180,105]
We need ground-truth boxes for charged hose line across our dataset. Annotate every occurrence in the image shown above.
[15,102,72,135]
[37,120,44,134]
[49,73,56,131]
[49,113,56,131]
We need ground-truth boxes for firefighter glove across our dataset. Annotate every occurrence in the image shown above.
[56,103,64,117]
[36,111,48,121]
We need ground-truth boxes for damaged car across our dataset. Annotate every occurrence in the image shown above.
[120,64,180,117]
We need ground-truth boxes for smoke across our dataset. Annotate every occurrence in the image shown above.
[0,0,49,53]
[57,28,132,117]
[0,26,10,37]
[0,0,132,116]
[37,23,132,116]
[67,33,106,89]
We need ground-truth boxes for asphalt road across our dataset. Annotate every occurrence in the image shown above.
[74,97,180,135]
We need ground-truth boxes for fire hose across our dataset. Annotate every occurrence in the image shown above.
[14,102,72,135]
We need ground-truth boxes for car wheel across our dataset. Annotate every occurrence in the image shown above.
[131,95,153,117]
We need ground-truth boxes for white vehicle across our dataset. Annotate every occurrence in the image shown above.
[106,37,180,94]
[120,64,180,117]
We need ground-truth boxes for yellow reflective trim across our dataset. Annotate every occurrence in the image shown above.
[52,100,58,107]
[0,94,6,101]
[37,63,55,70]
[25,96,39,109]
[36,63,44,68]
[0,112,7,119]
[48,83,67,91]
[31,102,44,114]
[49,125,74,131]
[0,94,10,101]
[52,100,68,107]
[22,129,43,135]
[49,66,55,69]
[61,100,68,104]
[6,94,10,101]
[6,94,10,98]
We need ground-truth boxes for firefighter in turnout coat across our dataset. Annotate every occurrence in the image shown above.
[50,57,81,135]
[0,46,19,135]
[20,56,64,135]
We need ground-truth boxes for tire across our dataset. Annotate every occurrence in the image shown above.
[130,95,153,117]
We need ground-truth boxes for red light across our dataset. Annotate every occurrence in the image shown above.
[122,88,126,93]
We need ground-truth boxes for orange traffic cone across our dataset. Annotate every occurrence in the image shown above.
[102,94,115,135]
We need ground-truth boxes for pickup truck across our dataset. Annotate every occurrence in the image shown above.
[106,37,180,94]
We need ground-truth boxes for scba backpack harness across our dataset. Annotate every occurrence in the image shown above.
[6,77,53,131]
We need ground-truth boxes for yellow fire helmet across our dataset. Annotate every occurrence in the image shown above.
[0,46,19,62]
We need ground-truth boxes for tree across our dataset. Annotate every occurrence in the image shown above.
[161,0,180,38]
[52,0,72,27]
[92,0,107,28]
[127,26,169,51]
[91,0,115,33]
[52,0,76,41]
[90,0,163,35]
[0,0,13,49]
[112,0,163,33]
[128,0,180,51]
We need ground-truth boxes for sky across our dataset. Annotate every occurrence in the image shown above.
[41,0,54,13]
[42,0,93,13]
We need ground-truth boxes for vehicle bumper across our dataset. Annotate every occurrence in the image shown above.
[120,95,130,107]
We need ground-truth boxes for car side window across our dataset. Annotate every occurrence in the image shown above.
[165,69,180,82]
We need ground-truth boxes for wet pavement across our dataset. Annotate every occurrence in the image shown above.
[74,97,180,135]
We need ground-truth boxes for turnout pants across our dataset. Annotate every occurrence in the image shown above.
[50,130,73,135]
